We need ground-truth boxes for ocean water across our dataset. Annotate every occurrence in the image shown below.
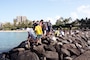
[0,32,28,53]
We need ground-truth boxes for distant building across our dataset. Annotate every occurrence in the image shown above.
[17,16,22,23]
[0,22,3,29]
[14,16,27,24]
[21,16,27,22]
[17,16,27,22]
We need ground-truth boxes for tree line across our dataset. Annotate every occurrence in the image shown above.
[0,20,33,30]
[53,17,90,30]
[0,17,90,30]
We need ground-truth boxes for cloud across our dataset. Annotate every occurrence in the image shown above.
[77,5,90,17]
[70,5,90,20]
[77,5,90,12]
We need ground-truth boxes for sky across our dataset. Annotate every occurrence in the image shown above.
[0,0,90,24]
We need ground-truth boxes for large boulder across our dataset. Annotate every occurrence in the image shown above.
[10,50,39,60]
[44,45,56,52]
[61,48,71,56]
[0,53,10,60]
[33,45,45,55]
[17,50,39,60]
[68,48,81,56]
[43,51,59,60]
[73,50,90,60]
[33,45,46,60]
[17,40,30,49]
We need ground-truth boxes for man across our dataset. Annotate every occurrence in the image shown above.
[26,28,37,42]
[33,21,37,30]
[47,20,52,35]
[35,23,43,44]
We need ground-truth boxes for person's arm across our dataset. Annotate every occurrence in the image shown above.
[34,26,37,34]
[28,32,30,38]
[27,32,31,42]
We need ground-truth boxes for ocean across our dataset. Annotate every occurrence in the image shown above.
[0,32,28,53]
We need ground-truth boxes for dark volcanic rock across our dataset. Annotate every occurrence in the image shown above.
[73,50,90,60]
[43,51,59,60]
[2,30,90,60]
[10,50,39,60]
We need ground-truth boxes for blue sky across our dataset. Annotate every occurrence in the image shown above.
[0,0,90,24]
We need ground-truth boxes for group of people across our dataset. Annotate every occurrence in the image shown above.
[54,27,81,37]
[55,28,65,37]
[26,20,52,45]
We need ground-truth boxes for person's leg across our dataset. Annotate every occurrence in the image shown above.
[48,26,51,35]
[27,36,31,49]
[42,29,44,35]
[27,37,31,42]
[44,30,46,36]
[37,35,42,45]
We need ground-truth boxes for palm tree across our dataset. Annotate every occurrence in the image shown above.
[13,19,17,26]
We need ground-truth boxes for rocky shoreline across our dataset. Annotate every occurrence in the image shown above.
[0,30,90,60]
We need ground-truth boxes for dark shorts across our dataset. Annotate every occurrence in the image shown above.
[37,35,42,39]
[48,26,51,32]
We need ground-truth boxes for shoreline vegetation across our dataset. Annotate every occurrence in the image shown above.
[0,30,27,32]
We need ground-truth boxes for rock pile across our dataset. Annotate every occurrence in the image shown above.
[1,31,90,60]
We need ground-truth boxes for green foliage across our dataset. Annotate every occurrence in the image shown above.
[1,17,90,30]
[2,20,33,30]
[55,17,64,26]
[2,22,12,30]
[28,21,33,28]
[55,17,72,28]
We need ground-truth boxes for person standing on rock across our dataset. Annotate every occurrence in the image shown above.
[35,21,43,45]
[69,25,72,35]
[47,20,52,35]
[32,21,37,30]
[39,20,44,34]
